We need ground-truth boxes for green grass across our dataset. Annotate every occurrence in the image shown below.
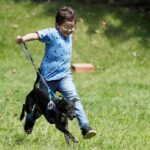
[0,0,150,149]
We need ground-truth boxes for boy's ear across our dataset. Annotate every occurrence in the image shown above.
[55,23,59,29]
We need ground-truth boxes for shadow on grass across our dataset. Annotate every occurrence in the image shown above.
[13,0,150,49]
[44,2,150,49]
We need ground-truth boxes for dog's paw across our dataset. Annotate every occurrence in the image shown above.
[72,137,78,143]
[24,114,35,134]
[25,129,32,134]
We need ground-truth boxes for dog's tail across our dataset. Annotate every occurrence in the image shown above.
[20,104,26,120]
[33,68,40,89]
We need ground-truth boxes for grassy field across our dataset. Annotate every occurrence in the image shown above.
[0,0,150,149]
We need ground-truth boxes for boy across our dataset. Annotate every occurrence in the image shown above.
[16,6,96,139]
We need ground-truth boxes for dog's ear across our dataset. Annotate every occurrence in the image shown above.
[20,104,25,121]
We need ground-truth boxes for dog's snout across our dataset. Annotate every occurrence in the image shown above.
[69,112,76,120]
[73,113,76,118]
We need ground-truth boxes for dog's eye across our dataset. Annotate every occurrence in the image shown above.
[67,106,72,109]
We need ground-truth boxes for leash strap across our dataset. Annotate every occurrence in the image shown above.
[19,42,56,99]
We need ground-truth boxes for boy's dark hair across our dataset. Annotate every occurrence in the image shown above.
[56,6,77,25]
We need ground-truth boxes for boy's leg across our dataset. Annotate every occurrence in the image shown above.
[58,74,96,139]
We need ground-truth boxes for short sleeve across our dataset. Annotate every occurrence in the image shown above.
[36,28,53,43]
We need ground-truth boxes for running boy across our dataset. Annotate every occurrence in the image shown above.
[16,6,96,139]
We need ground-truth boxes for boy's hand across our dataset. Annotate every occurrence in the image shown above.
[16,36,23,44]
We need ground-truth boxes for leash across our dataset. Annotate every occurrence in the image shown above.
[19,42,56,99]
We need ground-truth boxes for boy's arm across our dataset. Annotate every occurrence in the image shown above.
[16,33,39,44]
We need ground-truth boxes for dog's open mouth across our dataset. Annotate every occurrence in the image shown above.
[69,116,74,120]
[62,112,76,120]
[68,113,76,120]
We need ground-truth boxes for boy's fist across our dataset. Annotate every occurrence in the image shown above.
[16,36,23,44]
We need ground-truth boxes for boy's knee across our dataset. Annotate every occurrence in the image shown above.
[71,97,80,102]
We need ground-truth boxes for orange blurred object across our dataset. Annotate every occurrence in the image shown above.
[71,63,95,73]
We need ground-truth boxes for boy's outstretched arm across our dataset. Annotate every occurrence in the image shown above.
[16,33,39,44]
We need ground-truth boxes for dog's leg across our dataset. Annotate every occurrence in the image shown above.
[24,112,36,134]
[64,133,70,145]
[55,124,78,143]
[20,104,25,120]
[33,106,42,120]
[64,119,70,145]
[33,68,40,89]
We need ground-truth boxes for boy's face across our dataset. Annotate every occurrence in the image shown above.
[57,20,76,37]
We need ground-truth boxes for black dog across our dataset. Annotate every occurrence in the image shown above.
[20,84,78,144]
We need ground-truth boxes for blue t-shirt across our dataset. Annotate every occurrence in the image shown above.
[37,28,72,81]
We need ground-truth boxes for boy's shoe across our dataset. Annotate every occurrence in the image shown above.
[24,114,35,134]
[82,125,96,139]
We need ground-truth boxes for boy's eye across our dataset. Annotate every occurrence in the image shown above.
[63,26,76,32]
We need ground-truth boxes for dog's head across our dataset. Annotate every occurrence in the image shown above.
[55,97,77,120]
